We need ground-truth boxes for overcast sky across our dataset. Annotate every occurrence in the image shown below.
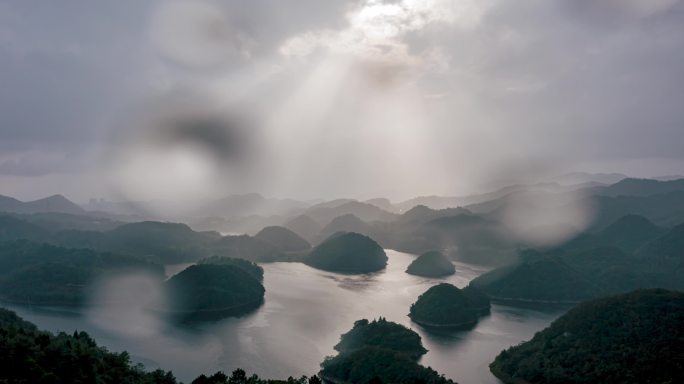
[1,0,684,202]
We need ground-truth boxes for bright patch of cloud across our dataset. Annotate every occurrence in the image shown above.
[280,0,492,68]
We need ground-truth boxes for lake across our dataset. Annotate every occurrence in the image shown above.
[5,250,568,383]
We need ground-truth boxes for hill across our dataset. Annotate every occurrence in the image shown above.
[165,264,265,322]
[0,194,85,215]
[320,318,454,384]
[0,240,162,306]
[303,200,397,226]
[409,283,490,328]
[472,216,684,304]
[316,214,372,243]
[562,214,665,253]
[0,214,49,241]
[0,307,178,383]
[470,251,605,303]
[396,205,471,226]
[284,214,322,243]
[255,225,311,252]
[305,232,387,273]
[198,256,264,281]
[397,214,516,266]
[490,289,684,384]
[593,177,684,197]
[405,251,455,277]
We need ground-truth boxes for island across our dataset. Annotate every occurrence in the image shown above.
[198,255,264,281]
[165,264,265,322]
[304,232,387,274]
[490,289,684,384]
[409,283,490,329]
[320,318,455,384]
[406,251,455,277]
[254,225,311,253]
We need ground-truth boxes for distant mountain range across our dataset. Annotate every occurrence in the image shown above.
[3,174,684,242]
[0,194,84,215]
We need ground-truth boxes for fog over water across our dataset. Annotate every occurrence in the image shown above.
[5,250,567,384]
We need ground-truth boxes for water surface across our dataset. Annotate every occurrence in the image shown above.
[6,250,568,383]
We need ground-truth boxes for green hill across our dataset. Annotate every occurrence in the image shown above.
[409,283,490,328]
[562,214,665,253]
[406,251,455,277]
[490,289,684,384]
[320,318,454,384]
[198,255,264,281]
[473,215,684,304]
[0,240,162,306]
[333,318,427,359]
[0,307,178,384]
[471,252,604,303]
[0,214,49,241]
[165,264,265,322]
[305,232,387,273]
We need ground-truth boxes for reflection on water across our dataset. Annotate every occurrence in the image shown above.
[5,250,569,384]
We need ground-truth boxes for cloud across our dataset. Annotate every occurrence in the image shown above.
[149,1,254,69]
[280,0,492,69]
[1,0,684,200]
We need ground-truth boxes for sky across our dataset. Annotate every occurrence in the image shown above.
[1,0,684,203]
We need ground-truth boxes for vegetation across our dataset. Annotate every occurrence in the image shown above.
[198,256,264,281]
[333,318,427,359]
[472,215,684,303]
[490,289,684,384]
[0,213,302,265]
[470,252,604,303]
[405,251,455,277]
[321,346,453,384]
[0,240,162,306]
[409,283,490,328]
[0,214,49,241]
[191,369,323,384]
[320,318,455,384]
[165,264,265,322]
[0,307,328,384]
[305,232,387,273]
[0,307,178,384]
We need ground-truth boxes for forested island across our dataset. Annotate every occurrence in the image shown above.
[490,289,684,384]
[405,251,455,277]
[198,256,264,281]
[304,232,388,273]
[320,318,454,384]
[409,283,490,328]
[165,264,265,322]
